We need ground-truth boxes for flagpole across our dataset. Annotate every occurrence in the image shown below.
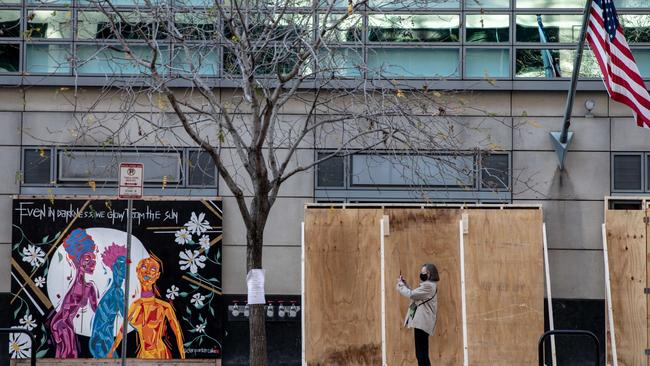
[551,0,594,169]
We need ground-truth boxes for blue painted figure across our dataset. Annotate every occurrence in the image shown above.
[89,243,127,358]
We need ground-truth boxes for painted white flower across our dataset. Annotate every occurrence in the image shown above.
[178,250,206,274]
[194,323,206,333]
[8,329,31,358]
[199,235,210,251]
[21,245,45,268]
[175,229,191,245]
[166,285,179,300]
[18,314,36,331]
[184,212,211,235]
[34,276,45,288]
[190,293,205,308]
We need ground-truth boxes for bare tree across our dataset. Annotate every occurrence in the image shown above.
[24,0,519,363]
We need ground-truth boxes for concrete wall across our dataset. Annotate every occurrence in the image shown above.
[0,87,640,301]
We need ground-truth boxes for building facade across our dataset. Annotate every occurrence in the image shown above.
[2,0,650,364]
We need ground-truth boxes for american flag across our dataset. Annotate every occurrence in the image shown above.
[586,0,650,127]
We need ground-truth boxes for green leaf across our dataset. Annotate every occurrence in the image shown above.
[183,341,193,347]
[41,235,49,243]
[189,284,199,290]
[35,349,48,358]
[53,231,61,240]
[57,252,63,263]
[209,306,215,317]
[179,292,188,298]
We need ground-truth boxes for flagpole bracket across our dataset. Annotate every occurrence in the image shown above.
[550,131,574,170]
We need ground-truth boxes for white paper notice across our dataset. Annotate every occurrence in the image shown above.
[247,269,266,304]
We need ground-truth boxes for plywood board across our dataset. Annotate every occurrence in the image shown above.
[605,209,647,366]
[304,208,383,365]
[463,209,544,365]
[383,209,463,366]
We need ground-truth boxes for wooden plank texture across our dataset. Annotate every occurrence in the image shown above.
[463,209,544,365]
[383,209,463,366]
[304,208,383,365]
[605,209,647,366]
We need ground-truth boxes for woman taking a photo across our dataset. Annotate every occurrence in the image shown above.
[396,263,439,366]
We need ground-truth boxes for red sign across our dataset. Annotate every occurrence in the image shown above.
[118,163,143,199]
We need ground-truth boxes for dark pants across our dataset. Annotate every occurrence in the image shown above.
[414,328,431,366]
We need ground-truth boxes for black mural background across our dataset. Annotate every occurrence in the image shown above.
[10,198,223,359]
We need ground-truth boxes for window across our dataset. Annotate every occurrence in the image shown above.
[481,153,509,189]
[23,149,51,184]
[465,0,509,8]
[26,10,72,39]
[22,147,217,191]
[516,0,584,8]
[25,44,72,74]
[466,14,509,43]
[321,14,363,44]
[0,44,19,72]
[315,151,511,202]
[466,48,509,78]
[351,154,475,187]
[187,150,216,186]
[367,48,460,77]
[516,14,583,43]
[58,151,181,183]
[316,153,345,188]
[515,48,601,78]
[0,10,20,39]
[613,154,642,191]
[368,14,460,43]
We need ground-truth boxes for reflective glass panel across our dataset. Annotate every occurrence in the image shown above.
[466,48,509,78]
[0,10,20,38]
[466,0,509,8]
[318,48,363,77]
[516,14,582,43]
[351,154,474,187]
[368,14,460,42]
[615,0,650,8]
[632,49,650,78]
[368,48,459,77]
[320,14,363,43]
[77,11,164,40]
[0,44,19,72]
[224,13,312,42]
[620,15,650,43]
[466,14,509,43]
[516,0,583,8]
[76,45,169,75]
[26,10,72,39]
[26,44,71,74]
[173,13,218,41]
[28,0,70,6]
[515,48,600,78]
[224,47,309,76]
[171,46,219,76]
[370,0,459,9]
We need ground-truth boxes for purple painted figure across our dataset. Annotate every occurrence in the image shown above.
[49,228,98,358]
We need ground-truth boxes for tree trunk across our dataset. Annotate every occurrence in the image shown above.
[247,215,267,366]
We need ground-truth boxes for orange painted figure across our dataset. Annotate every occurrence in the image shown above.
[108,256,185,359]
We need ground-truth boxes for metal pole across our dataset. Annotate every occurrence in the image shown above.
[121,199,133,366]
[559,0,594,143]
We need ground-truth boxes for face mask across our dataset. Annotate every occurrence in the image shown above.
[420,273,428,282]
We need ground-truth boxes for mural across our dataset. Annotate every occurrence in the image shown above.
[10,198,223,360]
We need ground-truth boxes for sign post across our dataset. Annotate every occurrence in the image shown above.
[118,163,143,366]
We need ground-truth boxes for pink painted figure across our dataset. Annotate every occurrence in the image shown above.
[49,228,98,358]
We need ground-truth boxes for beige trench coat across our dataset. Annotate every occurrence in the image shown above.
[396,280,438,336]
